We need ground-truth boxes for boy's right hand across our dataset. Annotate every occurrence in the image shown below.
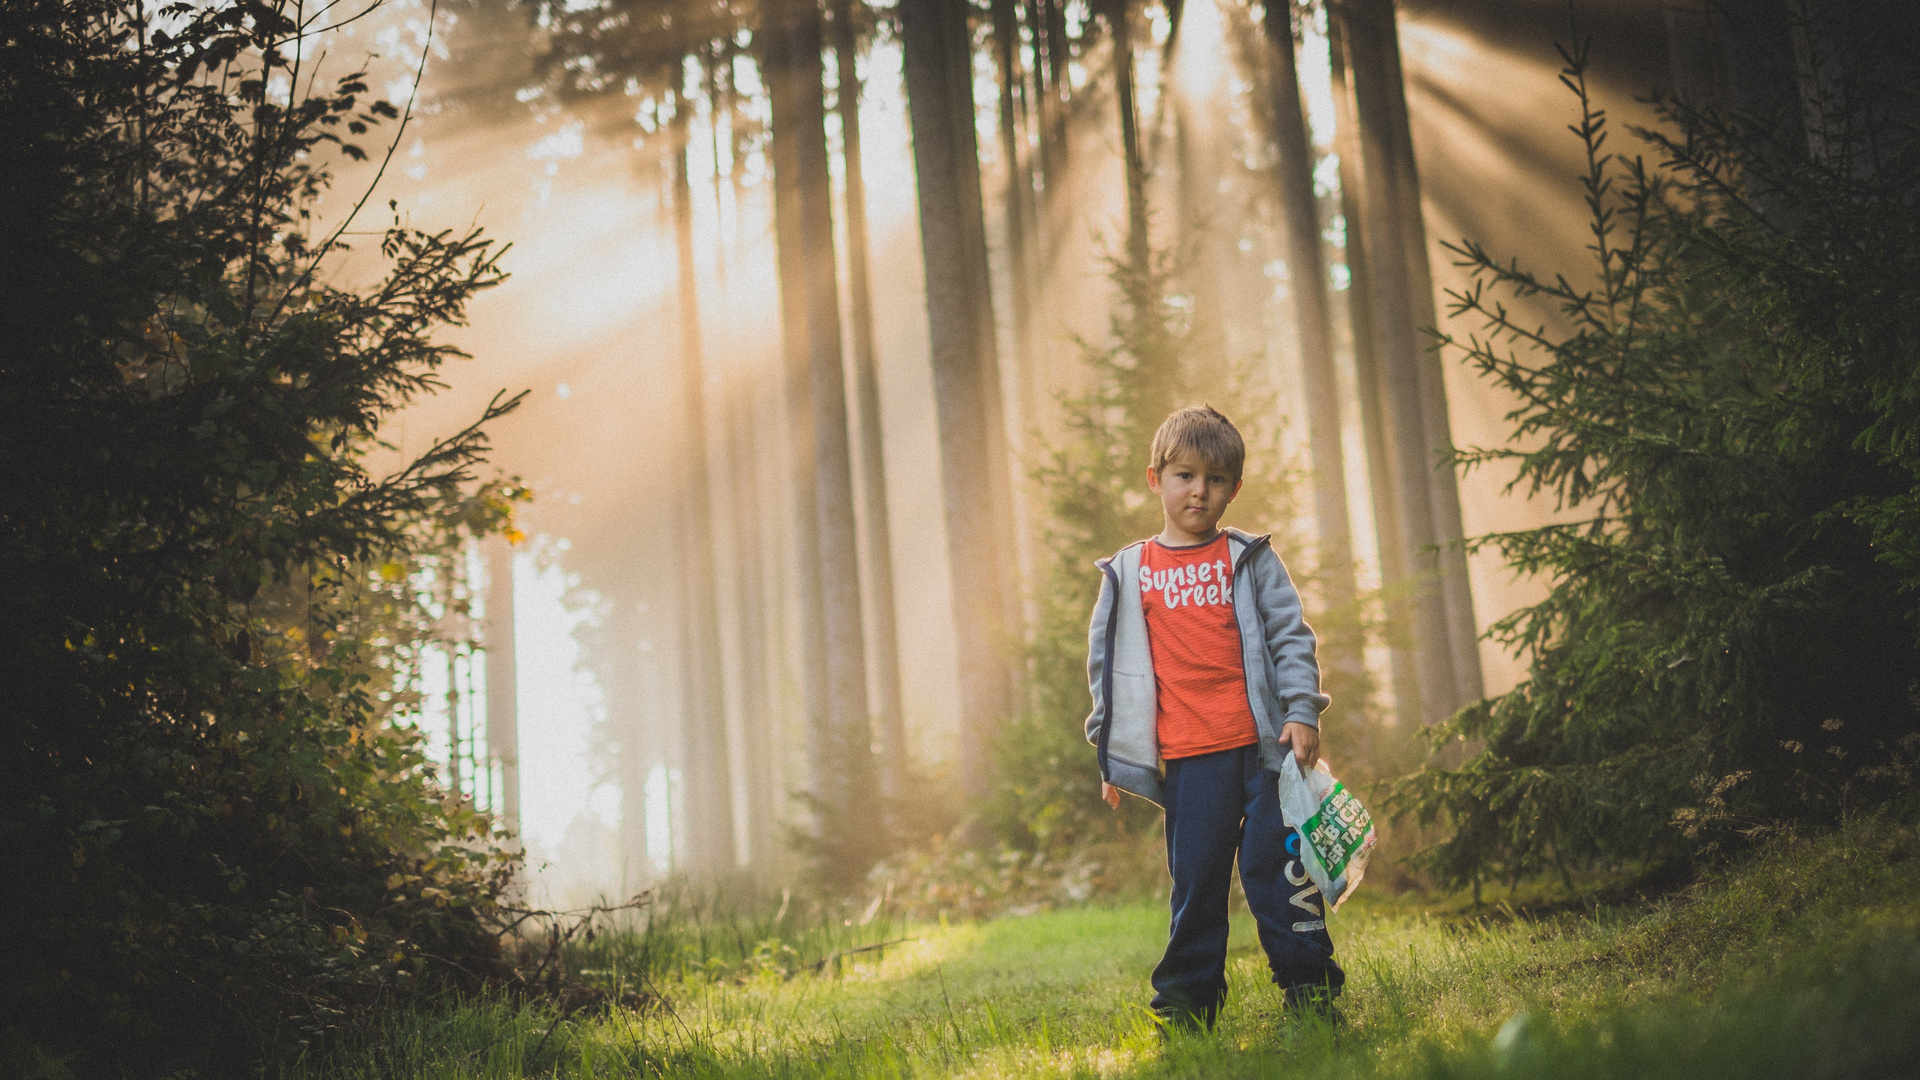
[1278,721,1321,770]
[1101,782,1121,809]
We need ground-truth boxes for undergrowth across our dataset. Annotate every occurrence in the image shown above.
[282,806,1919,1079]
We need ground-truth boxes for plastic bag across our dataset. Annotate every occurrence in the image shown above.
[1275,755,1376,912]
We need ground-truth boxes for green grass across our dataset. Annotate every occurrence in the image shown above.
[296,812,1920,1079]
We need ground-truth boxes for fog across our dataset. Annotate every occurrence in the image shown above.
[307,0,1686,904]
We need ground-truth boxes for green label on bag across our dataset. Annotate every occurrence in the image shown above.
[1302,781,1372,876]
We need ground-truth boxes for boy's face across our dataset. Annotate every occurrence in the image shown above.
[1148,451,1241,543]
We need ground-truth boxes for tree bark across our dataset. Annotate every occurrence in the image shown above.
[703,46,730,282]
[762,0,835,851]
[1041,0,1070,165]
[1263,0,1357,680]
[829,0,908,812]
[1108,0,1149,284]
[483,536,521,886]
[669,76,738,874]
[990,0,1043,606]
[1332,0,1479,722]
[767,0,878,876]
[1326,6,1420,725]
[899,0,1017,800]
[991,0,1035,429]
[1171,98,1212,337]
[1021,0,1055,191]
[725,365,776,870]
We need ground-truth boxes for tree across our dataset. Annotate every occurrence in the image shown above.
[533,0,744,876]
[990,0,1037,439]
[1391,28,1920,893]
[0,0,521,1067]
[1263,0,1358,683]
[764,0,880,882]
[828,0,910,814]
[1106,0,1150,283]
[898,0,1020,801]
[1329,0,1481,725]
[668,67,739,874]
[1323,0,1421,730]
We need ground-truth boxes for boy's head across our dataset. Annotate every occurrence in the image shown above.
[1148,406,1245,542]
[1150,405,1245,484]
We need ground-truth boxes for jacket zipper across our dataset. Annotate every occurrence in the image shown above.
[1095,554,1123,783]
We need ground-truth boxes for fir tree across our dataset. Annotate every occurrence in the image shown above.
[1390,29,1920,894]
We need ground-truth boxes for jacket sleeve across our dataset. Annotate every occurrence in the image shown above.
[1251,545,1330,728]
[1085,567,1116,747]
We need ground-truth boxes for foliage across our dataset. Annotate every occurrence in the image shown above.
[0,0,525,1071]
[1389,31,1920,893]
[291,805,1920,1079]
[548,879,907,995]
[867,831,1165,921]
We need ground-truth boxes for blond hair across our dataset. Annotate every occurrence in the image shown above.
[1150,405,1245,483]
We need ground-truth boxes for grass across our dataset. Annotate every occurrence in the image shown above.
[295,810,1920,1079]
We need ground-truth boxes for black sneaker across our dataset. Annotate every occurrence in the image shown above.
[1153,1005,1211,1040]
[1280,983,1345,1036]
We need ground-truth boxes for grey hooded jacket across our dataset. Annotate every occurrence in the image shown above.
[1085,528,1329,806]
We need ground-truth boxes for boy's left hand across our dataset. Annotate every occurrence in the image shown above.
[1277,721,1320,770]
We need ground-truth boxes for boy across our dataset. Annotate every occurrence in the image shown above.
[1085,405,1343,1032]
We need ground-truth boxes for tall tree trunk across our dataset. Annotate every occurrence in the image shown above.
[829,0,907,812]
[1108,0,1149,285]
[990,0,1042,604]
[483,535,521,873]
[1013,0,1048,280]
[767,0,878,876]
[1022,0,1055,191]
[669,75,738,874]
[619,650,660,888]
[1331,0,1479,722]
[703,46,729,282]
[1263,0,1358,681]
[1372,0,1478,708]
[761,1,834,848]
[1326,7,1420,725]
[1371,12,1479,709]
[725,364,776,870]
[1171,98,1207,326]
[991,0,1035,421]
[900,0,1017,800]
[1041,0,1070,165]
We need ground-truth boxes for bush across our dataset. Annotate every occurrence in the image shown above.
[1390,27,1920,893]
[0,0,523,1071]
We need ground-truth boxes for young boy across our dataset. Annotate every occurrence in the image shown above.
[1085,405,1343,1031]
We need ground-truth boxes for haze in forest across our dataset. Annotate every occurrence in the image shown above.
[308,0,1687,906]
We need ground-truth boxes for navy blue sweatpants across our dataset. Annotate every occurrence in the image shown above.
[1149,743,1344,1022]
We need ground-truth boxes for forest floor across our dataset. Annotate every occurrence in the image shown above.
[299,811,1920,1080]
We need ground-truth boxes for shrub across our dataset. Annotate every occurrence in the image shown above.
[0,0,523,1071]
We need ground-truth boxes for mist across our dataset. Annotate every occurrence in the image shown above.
[307,0,1694,905]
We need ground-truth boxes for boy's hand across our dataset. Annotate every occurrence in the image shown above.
[1278,721,1320,770]
[1101,782,1121,809]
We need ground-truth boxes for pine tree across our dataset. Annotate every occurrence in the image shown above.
[0,0,522,1065]
[1390,29,1920,893]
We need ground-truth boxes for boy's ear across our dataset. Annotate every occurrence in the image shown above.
[1146,465,1162,494]
[1229,477,1243,501]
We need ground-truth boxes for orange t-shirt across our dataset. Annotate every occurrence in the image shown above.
[1140,534,1258,759]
